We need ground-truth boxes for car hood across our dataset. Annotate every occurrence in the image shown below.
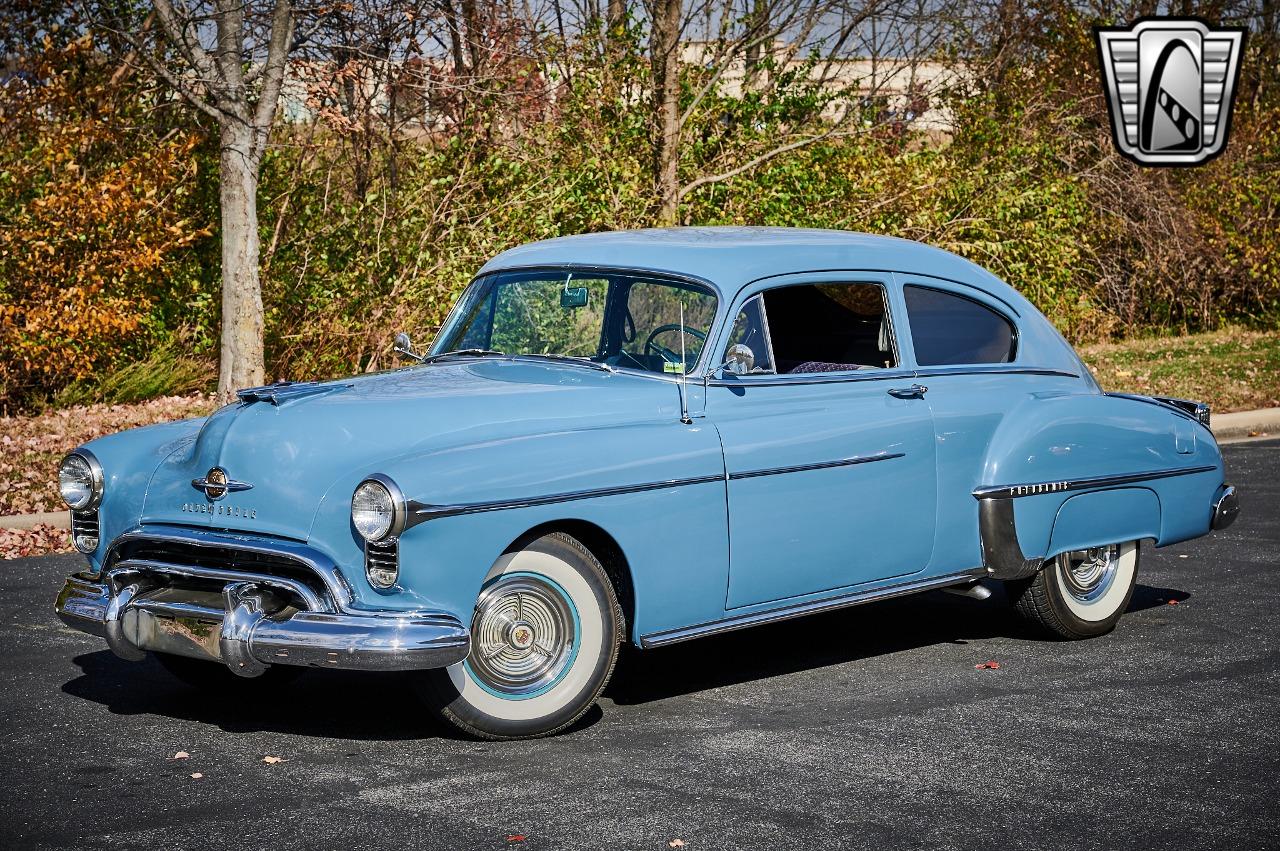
[140,360,681,541]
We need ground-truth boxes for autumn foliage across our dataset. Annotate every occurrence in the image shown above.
[0,37,209,408]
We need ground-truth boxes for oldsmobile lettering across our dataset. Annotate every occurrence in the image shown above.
[181,502,257,519]
[52,228,1240,741]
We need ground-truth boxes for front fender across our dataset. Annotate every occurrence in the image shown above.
[76,417,208,572]
[305,417,728,630]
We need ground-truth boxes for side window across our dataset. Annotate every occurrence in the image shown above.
[903,285,1016,366]
[751,283,896,375]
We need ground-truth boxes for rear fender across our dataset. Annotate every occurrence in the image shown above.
[1047,488,1161,558]
[976,393,1223,576]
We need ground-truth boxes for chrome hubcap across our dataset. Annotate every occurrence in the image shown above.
[1057,545,1121,603]
[467,574,576,696]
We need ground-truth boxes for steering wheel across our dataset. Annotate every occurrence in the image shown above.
[643,324,708,365]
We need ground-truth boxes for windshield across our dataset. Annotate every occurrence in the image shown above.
[432,269,719,375]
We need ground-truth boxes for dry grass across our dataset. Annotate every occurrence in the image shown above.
[1080,328,1280,413]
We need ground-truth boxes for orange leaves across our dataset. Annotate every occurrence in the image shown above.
[0,41,210,406]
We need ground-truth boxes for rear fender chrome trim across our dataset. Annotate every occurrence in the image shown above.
[639,569,985,648]
[972,464,1217,500]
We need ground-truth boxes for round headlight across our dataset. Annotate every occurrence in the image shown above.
[352,477,404,542]
[59,452,102,511]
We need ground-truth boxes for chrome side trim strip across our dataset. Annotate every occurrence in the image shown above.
[406,474,725,527]
[705,365,1077,388]
[728,451,905,480]
[911,366,1079,380]
[639,569,986,648]
[972,464,1217,500]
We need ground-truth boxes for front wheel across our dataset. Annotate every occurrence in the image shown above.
[413,532,623,740]
[1006,541,1140,639]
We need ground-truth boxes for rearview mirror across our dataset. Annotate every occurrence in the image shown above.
[393,332,423,362]
[724,343,755,376]
[561,287,590,309]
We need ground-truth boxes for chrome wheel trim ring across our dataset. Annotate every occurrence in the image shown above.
[1056,545,1121,604]
[465,573,579,698]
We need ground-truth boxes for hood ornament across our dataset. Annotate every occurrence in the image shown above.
[191,467,253,501]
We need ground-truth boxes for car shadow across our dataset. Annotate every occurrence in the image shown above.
[605,582,1192,705]
[60,582,1188,735]
[62,651,453,741]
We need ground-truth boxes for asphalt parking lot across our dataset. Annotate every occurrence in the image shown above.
[1,439,1277,850]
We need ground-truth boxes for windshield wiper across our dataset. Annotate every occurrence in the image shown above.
[514,354,614,373]
[418,348,505,364]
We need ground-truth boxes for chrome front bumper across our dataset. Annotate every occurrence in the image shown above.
[55,571,470,677]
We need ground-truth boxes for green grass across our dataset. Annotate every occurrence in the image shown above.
[52,344,213,408]
[1080,328,1280,413]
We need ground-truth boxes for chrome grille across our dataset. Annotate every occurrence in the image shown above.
[365,539,399,587]
[111,538,330,602]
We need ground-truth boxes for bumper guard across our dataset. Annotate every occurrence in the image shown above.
[55,568,470,677]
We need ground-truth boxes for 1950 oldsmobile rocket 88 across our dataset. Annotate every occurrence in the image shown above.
[55,228,1240,739]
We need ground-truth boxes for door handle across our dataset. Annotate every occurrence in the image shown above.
[888,384,928,399]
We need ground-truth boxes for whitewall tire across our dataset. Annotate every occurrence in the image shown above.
[1006,541,1140,639]
[414,532,622,740]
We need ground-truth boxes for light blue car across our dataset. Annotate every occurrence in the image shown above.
[54,228,1239,739]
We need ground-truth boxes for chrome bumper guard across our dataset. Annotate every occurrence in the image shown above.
[54,564,470,677]
[1211,484,1240,531]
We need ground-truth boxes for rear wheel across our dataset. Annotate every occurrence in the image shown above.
[413,532,622,740]
[1006,541,1139,639]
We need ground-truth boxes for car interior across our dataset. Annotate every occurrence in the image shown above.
[734,283,896,375]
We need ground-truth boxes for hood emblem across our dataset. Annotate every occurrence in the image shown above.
[191,467,253,501]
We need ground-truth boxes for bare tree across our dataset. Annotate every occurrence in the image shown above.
[640,0,922,224]
[120,0,300,399]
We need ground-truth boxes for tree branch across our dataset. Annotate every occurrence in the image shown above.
[251,0,296,157]
[677,116,854,200]
[151,0,223,95]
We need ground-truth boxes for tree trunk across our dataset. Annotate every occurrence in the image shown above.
[217,124,266,400]
[649,0,681,225]
[606,0,626,51]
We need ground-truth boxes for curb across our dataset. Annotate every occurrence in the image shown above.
[2,408,1277,531]
[1212,407,1280,443]
[0,511,69,532]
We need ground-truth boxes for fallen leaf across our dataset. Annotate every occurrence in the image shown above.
[1178,554,1189,559]
[1168,599,1179,606]
[975,661,1001,670]
[506,836,527,843]
[189,772,203,780]
[262,756,285,764]
[670,841,687,848]
[169,751,190,760]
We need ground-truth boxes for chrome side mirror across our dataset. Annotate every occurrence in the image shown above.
[394,332,424,362]
[724,343,755,376]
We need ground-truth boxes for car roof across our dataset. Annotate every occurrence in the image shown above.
[477,226,1029,310]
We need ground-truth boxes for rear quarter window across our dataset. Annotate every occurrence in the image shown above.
[903,285,1016,366]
